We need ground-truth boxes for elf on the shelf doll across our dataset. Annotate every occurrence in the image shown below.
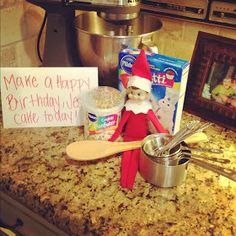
[109,50,168,189]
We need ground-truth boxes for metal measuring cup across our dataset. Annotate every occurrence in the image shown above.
[139,134,190,187]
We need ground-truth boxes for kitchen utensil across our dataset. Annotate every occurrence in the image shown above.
[139,151,189,187]
[146,146,230,165]
[184,153,230,164]
[66,132,208,161]
[180,149,229,164]
[66,140,142,161]
[142,133,221,165]
[75,11,162,88]
[139,144,236,188]
[141,133,236,182]
[153,120,199,155]
[154,121,211,156]
[189,158,236,182]
[187,146,223,154]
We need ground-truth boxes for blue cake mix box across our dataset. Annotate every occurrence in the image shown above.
[118,48,190,134]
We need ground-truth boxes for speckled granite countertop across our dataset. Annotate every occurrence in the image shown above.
[1,112,236,236]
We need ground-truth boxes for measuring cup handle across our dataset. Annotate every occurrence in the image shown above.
[190,158,236,182]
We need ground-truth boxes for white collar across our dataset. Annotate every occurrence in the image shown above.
[125,99,152,114]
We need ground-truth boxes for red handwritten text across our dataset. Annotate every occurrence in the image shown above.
[6,94,28,111]
[3,74,38,90]
[66,93,81,109]
[56,75,90,92]
[14,111,39,125]
[44,110,73,123]
[30,94,61,112]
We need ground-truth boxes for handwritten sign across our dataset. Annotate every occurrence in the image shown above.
[1,67,98,128]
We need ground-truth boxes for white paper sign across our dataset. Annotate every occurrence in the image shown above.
[1,67,98,128]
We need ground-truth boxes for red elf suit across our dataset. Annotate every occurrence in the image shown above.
[109,50,168,189]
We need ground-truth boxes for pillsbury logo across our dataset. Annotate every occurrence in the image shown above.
[120,55,136,74]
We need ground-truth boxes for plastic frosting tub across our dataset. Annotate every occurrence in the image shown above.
[83,86,125,140]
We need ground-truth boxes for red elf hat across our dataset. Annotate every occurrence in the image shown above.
[127,49,152,93]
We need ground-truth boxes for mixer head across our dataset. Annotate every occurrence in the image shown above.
[27,0,140,21]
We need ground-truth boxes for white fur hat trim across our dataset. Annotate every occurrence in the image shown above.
[127,75,152,93]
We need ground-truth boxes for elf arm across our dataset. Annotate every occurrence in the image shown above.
[147,109,169,134]
[109,110,132,141]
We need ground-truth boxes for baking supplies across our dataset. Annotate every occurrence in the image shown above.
[180,149,229,164]
[66,140,142,161]
[139,151,189,188]
[66,132,208,161]
[140,133,236,187]
[154,120,212,156]
[83,86,125,140]
[143,135,230,165]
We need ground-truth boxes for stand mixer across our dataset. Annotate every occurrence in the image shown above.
[26,0,141,67]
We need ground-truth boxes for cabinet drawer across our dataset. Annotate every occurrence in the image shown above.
[0,192,69,236]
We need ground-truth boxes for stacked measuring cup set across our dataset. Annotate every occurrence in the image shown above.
[139,120,235,187]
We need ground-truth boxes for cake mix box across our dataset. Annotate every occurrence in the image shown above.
[118,48,190,134]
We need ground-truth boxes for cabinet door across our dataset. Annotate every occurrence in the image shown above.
[0,192,69,236]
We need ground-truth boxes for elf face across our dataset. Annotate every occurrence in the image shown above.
[127,86,149,101]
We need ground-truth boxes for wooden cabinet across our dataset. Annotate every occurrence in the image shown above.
[0,192,69,236]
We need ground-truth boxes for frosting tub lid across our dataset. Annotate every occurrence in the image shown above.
[83,86,125,115]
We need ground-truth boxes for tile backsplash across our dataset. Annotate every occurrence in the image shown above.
[0,0,44,67]
[153,16,236,61]
[1,2,236,67]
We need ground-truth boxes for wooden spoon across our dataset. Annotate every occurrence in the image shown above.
[66,132,208,161]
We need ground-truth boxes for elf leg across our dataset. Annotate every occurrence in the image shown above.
[120,150,132,188]
[125,149,140,189]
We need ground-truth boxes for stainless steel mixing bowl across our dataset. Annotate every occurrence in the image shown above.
[75,12,162,88]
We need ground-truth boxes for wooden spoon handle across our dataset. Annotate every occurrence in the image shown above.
[111,140,142,150]
[66,140,142,161]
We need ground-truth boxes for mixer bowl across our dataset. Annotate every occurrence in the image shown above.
[75,12,162,88]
